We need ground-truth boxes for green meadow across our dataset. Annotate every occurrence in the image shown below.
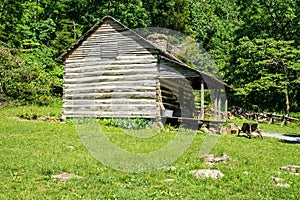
[0,103,299,199]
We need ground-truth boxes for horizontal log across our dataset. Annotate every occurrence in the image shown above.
[160,78,193,89]
[64,80,157,88]
[64,108,158,113]
[65,103,158,110]
[64,74,158,84]
[162,102,179,109]
[66,58,157,65]
[64,91,156,100]
[63,112,158,119]
[64,87,156,94]
[63,98,156,105]
[285,116,299,121]
[65,63,158,73]
[65,68,158,78]
[63,107,157,115]
[161,89,194,98]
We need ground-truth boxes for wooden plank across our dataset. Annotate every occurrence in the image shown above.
[66,54,156,61]
[214,91,217,121]
[218,91,221,121]
[63,104,157,109]
[160,64,185,79]
[160,78,192,89]
[162,102,179,109]
[66,58,157,65]
[63,113,157,119]
[64,88,156,95]
[64,92,156,100]
[64,110,158,115]
[64,98,156,104]
[224,99,228,120]
[160,60,199,78]
[65,68,158,78]
[63,18,162,119]
[64,80,156,88]
[64,74,158,84]
[200,80,205,120]
[65,63,158,73]
[160,80,194,98]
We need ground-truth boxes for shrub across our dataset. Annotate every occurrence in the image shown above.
[101,118,153,129]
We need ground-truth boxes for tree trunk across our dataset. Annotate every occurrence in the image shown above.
[283,66,290,115]
[284,85,290,115]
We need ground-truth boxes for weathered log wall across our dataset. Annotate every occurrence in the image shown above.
[159,79,195,118]
[159,60,196,118]
[63,19,160,119]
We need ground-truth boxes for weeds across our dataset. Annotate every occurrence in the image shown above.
[101,118,153,129]
[17,111,39,120]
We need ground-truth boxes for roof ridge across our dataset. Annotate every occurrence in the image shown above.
[59,16,229,88]
[59,15,129,59]
[59,15,185,65]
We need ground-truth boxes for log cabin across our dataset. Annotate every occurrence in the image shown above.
[60,15,228,122]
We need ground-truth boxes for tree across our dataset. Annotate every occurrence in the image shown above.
[144,0,190,32]
[103,0,150,28]
[188,0,240,75]
[232,37,300,113]
[237,0,300,42]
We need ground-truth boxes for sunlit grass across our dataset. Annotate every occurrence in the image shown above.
[227,118,300,135]
[0,104,299,199]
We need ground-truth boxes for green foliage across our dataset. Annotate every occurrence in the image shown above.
[232,37,300,112]
[101,118,153,129]
[0,46,63,105]
[237,0,300,42]
[0,0,299,112]
[144,0,190,32]
[103,0,151,28]
[290,112,300,119]
[17,111,39,120]
[159,124,178,134]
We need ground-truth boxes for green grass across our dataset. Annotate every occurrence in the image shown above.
[0,103,300,199]
[227,118,300,136]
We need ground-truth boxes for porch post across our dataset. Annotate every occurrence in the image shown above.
[218,89,221,121]
[224,98,228,120]
[214,90,217,121]
[200,79,204,120]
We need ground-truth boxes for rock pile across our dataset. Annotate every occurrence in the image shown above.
[205,153,229,168]
[279,165,300,176]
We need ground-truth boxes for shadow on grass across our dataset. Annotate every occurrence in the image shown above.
[280,139,300,145]
[283,134,300,137]
[282,134,300,144]
[237,133,263,139]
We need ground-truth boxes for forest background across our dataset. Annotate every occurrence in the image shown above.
[0,0,299,114]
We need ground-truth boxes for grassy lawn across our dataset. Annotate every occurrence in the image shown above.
[0,103,299,199]
[228,117,300,136]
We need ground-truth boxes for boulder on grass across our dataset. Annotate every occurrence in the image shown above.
[51,172,84,181]
[190,169,224,179]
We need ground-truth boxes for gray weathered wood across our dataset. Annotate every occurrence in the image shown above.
[218,91,221,121]
[214,91,218,121]
[200,80,205,120]
[62,19,160,119]
[224,98,228,120]
[61,16,229,121]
